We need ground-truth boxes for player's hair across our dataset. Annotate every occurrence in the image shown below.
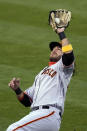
[49,41,62,51]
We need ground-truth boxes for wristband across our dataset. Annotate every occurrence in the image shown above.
[58,32,66,40]
[15,88,22,95]
[62,44,73,53]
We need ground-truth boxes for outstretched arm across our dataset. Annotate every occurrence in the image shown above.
[8,78,32,107]
[56,28,74,66]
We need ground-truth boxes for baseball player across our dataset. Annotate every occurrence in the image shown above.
[6,26,74,131]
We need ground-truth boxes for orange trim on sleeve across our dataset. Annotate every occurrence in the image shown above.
[12,111,55,131]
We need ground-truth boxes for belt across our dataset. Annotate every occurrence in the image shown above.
[31,105,49,111]
[31,105,62,117]
[31,105,62,111]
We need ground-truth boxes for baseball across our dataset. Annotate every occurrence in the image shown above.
[55,18,60,24]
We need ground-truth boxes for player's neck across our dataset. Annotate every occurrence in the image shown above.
[49,62,56,66]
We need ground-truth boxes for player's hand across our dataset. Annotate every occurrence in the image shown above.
[8,78,20,91]
[56,27,65,33]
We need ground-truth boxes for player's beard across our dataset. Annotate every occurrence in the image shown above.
[49,55,62,62]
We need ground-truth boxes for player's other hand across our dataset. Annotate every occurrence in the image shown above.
[8,78,20,91]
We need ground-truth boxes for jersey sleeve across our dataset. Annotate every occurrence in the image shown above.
[24,75,38,101]
[25,85,35,102]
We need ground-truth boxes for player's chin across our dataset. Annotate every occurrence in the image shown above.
[50,56,61,62]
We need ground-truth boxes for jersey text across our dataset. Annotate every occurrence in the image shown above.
[41,68,57,78]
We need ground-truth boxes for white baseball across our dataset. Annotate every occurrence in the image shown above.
[55,18,60,24]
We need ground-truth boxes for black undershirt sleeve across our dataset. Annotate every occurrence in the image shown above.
[15,88,32,107]
[62,51,74,66]
[19,93,32,107]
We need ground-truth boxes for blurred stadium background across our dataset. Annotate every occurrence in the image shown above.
[0,0,87,130]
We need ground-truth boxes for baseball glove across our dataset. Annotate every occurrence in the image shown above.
[49,9,71,31]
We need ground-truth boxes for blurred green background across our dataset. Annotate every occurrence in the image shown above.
[0,0,87,130]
